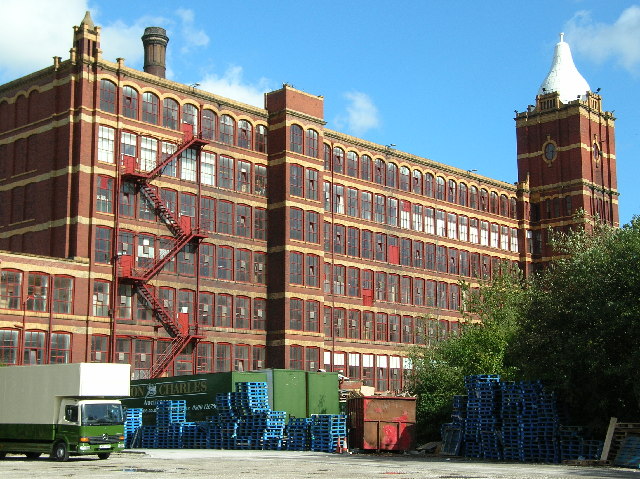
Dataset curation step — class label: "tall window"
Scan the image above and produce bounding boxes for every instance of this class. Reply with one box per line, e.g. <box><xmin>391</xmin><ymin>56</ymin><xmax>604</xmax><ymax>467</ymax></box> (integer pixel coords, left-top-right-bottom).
<box><xmin>305</xmin><ymin>169</ymin><xmax>318</xmax><ymax>200</ymax></box>
<box><xmin>182</xmin><ymin>103</ymin><xmax>198</xmax><ymax>132</ymax></box>
<box><xmin>361</xmin><ymin>192</ymin><xmax>372</xmax><ymax>220</ymax></box>
<box><xmin>218</xmin><ymin>156</ymin><xmax>234</xmax><ymax>189</ymax></box>
<box><xmin>90</xmin><ymin>335</ymin><xmax>109</xmax><ymax>362</ymax></box>
<box><xmin>290</xmin><ymin>125</ymin><xmax>303</xmax><ymax>153</ymax></box>
<box><xmin>162</xmin><ymin>98</ymin><xmax>179</xmax><ymax>129</ymax></box>
<box><xmin>235</xmin><ymin>249</ymin><xmax>251</xmax><ymax>282</ymax></box>
<box><xmin>217</xmin><ymin>200</ymin><xmax>233</xmax><ymax>235</ymax></box>
<box><xmin>122</xmin><ymin>86</ymin><xmax>138</xmax><ymax>119</ymax></box>
<box><xmin>94</xmin><ymin>226</ymin><xmax>112</xmax><ymax>264</ymax></box>
<box><xmin>306</xmin><ymin>255</ymin><xmax>319</xmax><ymax>287</ymax></box>
<box><xmin>305</xmin><ymin>129</ymin><xmax>318</xmax><ymax>157</ymax></box>
<box><xmin>202</xmin><ymin>109</ymin><xmax>216</xmax><ymax>140</ymax></box>
<box><xmin>217</xmin><ymin>246</ymin><xmax>233</xmax><ymax>280</ymax></box>
<box><xmin>333</xmin><ymin>147</ymin><xmax>344</xmax><ymax>174</ymax></box>
<box><xmin>436</xmin><ymin>176</ymin><xmax>446</xmax><ymax>200</ymax></box>
<box><xmin>216</xmin><ymin>295</ymin><xmax>232</xmax><ymax>327</ymax></box>
<box><xmin>386</xmin><ymin>163</ymin><xmax>398</xmax><ymax>188</ymax></box>
<box><xmin>142</xmin><ymin>92</ymin><xmax>159</xmax><ymax>124</ymax></box>
<box><xmin>93</xmin><ymin>281</ymin><xmax>110</xmax><ymax>317</ymax></box>
<box><xmin>201</xmin><ymin>151</ymin><xmax>215</xmax><ymax>186</ymax></box>
<box><xmin>290</xmin><ymin>252</ymin><xmax>303</xmax><ymax>285</ymax></box>
<box><xmin>1</xmin><ymin>271</ymin><xmax>22</xmax><ymax>310</ymax></box>
<box><xmin>139</xmin><ymin>136</ymin><xmax>157</xmax><ymax>171</ymax></box>
<box><xmin>425</xmin><ymin>173</ymin><xmax>434</xmax><ymax>197</ymax></box>
<box><xmin>99</xmin><ymin>79</ymin><xmax>116</xmax><ymax>113</ymax></box>
<box><xmin>238</xmin><ymin>120</ymin><xmax>252</xmax><ymax>149</ymax></box>
<box><xmin>0</xmin><ymin>329</ymin><xmax>19</xmax><ymax>365</ymax></box>
<box><xmin>290</xmin><ymin>164</ymin><xmax>304</xmax><ymax>197</ymax></box>
<box><xmin>253</xmin><ymin>298</ymin><xmax>266</xmax><ymax>330</ymax></box>
<box><xmin>215</xmin><ymin>343</ymin><xmax>231</xmax><ymax>372</ymax></box>
<box><xmin>459</xmin><ymin>183</ymin><xmax>468</xmax><ymax>206</ymax></box>
<box><xmin>255</xmin><ymin>164</ymin><xmax>267</xmax><ymax>196</ymax></box>
<box><xmin>237</xmin><ymin>160</ymin><xmax>251</xmax><ymax>193</ymax></box>
<box><xmin>290</xmin><ymin>208</ymin><xmax>303</xmax><ymax>240</ymax></box>
<box><xmin>374</xmin><ymin>158</ymin><xmax>385</xmax><ymax>184</ymax></box>
<box><xmin>290</xmin><ymin>298</ymin><xmax>303</xmax><ymax>330</ymax></box>
<box><xmin>196</xmin><ymin>342</ymin><xmax>213</xmax><ymax>374</ymax></box>
<box><xmin>254</xmin><ymin>208</ymin><xmax>267</xmax><ymax>240</ymax></box>
<box><xmin>347</xmin><ymin>152</ymin><xmax>358</xmax><ymax>177</ymax></box>
<box><xmin>236</xmin><ymin>204</ymin><xmax>252</xmax><ymax>238</ymax></box>
<box><xmin>50</xmin><ymin>332</ymin><xmax>71</xmax><ymax>363</ymax></box>
<box><xmin>400</xmin><ymin>167</ymin><xmax>410</xmax><ymax>191</ymax></box>
<box><xmin>180</xmin><ymin>148</ymin><xmax>197</xmax><ymax>182</ymax></box>
<box><xmin>361</xmin><ymin>155</ymin><xmax>372</xmax><ymax>181</ymax></box>
<box><xmin>255</xmin><ymin>125</ymin><xmax>267</xmax><ymax>153</ymax></box>
<box><xmin>23</xmin><ymin>331</ymin><xmax>46</xmax><ymax>365</ymax></box>
<box><xmin>53</xmin><ymin>276</ymin><xmax>73</xmax><ymax>314</ymax></box>
<box><xmin>97</xmin><ymin>126</ymin><xmax>115</xmax><ymax>163</ymax></box>
<box><xmin>96</xmin><ymin>176</ymin><xmax>114</xmax><ymax>213</ymax></box>
<box><xmin>220</xmin><ymin>115</ymin><xmax>235</xmax><ymax>144</ymax></box>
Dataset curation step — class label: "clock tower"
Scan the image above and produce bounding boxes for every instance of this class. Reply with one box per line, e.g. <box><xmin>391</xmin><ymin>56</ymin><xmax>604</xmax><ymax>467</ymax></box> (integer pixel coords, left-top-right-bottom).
<box><xmin>515</xmin><ymin>34</ymin><xmax>618</xmax><ymax>267</ymax></box>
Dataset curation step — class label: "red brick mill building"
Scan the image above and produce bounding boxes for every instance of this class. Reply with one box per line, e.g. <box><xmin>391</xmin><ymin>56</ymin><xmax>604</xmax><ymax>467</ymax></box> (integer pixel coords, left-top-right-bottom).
<box><xmin>0</xmin><ymin>15</ymin><xmax>618</xmax><ymax>388</ymax></box>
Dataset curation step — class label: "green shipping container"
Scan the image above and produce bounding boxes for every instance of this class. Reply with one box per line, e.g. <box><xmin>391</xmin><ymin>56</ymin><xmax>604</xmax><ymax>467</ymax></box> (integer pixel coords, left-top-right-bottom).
<box><xmin>264</xmin><ymin>369</ymin><xmax>307</xmax><ymax>421</ymax></box>
<box><xmin>306</xmin><ymin>371</ymin><xmax>340</xmax><ymax>416</ymax></box>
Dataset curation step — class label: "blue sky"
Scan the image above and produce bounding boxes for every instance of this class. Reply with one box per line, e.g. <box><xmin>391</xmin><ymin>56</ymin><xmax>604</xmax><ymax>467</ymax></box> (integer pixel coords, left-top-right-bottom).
<box><xmin>1</xmin><ymin>0</ymin><xmax>638</xmax><ymax>225</ymax></box>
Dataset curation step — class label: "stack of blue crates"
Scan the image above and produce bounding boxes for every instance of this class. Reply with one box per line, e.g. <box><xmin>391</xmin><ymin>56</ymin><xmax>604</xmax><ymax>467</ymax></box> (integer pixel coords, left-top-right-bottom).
<box><xmin>124</xmin><ymin>408</ymin><xmax>143</xmax><ymax>448</ymax></box>
<box><xmin>464</xmin><ymin>375</ymin><xmax>501</xmax><ymax>460</ymax></box>
<box><xmin>123</xmin><ymin>382</ymin><xmax>345</xmax><ymax>453</ymax></box>
<box><xmin>558</xmin><ymin>426</ymin><xmax>584</xmax><ymax>460</ymax></box>
<box><xmin>310</xmin><ymin>414</ymin><xmax>347</xmax><ymax>453</ymax></box>
<box><xmin>441</xmin><ymin>376</ymin><xmax>601</xmax><ymax>463</ymax></box>
<box><xmin>285</xmin><ymin>417</ymin><xmax>312</xmax><ymax>451</ymax></box>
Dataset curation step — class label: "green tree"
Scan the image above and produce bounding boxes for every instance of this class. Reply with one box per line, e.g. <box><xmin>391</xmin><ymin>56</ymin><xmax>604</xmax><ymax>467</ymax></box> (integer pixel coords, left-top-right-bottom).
<box><xmin>510</xmin><ymin>217</ymin><xmax>640</xmax><ymax>432</ymax></box>
<box><xmin>407</xmin><ymin>264</ymin><xmax>529</xmax><ymax>440</ymax></box>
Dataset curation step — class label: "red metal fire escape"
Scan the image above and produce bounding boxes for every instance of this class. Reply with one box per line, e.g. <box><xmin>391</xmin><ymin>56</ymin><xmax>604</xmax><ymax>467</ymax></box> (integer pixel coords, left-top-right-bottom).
<box><xmin>119</xmin><ymin>124</ymin><xmax>208</xmax><ymax>378</ymax></box>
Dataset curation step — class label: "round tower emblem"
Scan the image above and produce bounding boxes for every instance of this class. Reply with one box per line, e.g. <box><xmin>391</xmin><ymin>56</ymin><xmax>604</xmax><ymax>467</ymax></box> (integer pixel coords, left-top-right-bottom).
<box><xmin>542</xmin><ymin>138</ymin><xmax>558</xmax><ymax>167</ymax></box>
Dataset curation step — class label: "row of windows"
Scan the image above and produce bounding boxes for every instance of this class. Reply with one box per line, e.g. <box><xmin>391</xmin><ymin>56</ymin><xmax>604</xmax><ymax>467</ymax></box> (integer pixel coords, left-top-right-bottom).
<box><xmin>113</xmin><ymin>285</ymin><xmax>267</xmax><ymax>330</ymax></box>
<box><xmin>288</xmin><ymin>148</ymin><xmax>516</xmax><ymax>217</ymax></box>
<box><xmin>99</xmin><ymin>81</ymin><xmax>268</xmax><ymax>151</ymax></box>
<box><xmin>0</xmin><ymin>329</ymin><xmax>72</xmax><ymax>365</ymax></box>
<box><xmin>98</xmin><ymin>127</ymin><xmax>268</xmax><ymax>194</ymax></box>
<box><xmin>293</xmin><ymin>348</ymin><xmax>412</xmax><ymax>392</ymax></box>
<box><xmin>320</xmin><ymin>179</ymin><xmax>518</xmax><ymax>241</ymax></box>
<box><xmin>96</xmin><ymin>228</ymin><xmax>267</xmax><ymax>283</ymax></box>
<box><xmin>0</xmin><ymin>270</ymin><xmax>73</xmax><ymax>313</ymax></box>
<box><xmin>318</xmin><ymin>224</ymin><xmax>518</xmax><ymax>271</ymax></box>
<box><xmin>98</xmin><ymin>180</ymin><xmax>269</xmax><ymax>241</ymax></box>
<box><xmin>91</xmin><ymin>335</ymin><xmax>266</xmax><ymax>379</ymax></box>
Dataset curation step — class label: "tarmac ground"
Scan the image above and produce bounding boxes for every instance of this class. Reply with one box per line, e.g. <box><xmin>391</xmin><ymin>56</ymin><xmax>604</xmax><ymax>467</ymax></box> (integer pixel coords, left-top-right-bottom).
<box><xmin>0</xmin><ymin>449</ymin><xmax>639</xmax><ymax>479</ymax></box>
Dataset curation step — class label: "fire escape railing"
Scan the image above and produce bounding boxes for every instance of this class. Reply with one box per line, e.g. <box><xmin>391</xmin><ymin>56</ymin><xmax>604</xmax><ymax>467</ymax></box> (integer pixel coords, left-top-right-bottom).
<box><xmin>118</xmin><ymin>124</ymin><xmax>207</xmax><ymax>378</ymax></box>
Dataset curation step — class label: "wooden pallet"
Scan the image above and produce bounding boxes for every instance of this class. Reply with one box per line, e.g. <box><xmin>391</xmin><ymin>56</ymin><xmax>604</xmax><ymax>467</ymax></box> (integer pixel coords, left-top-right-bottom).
<box><xmin>600</xmin><ymin>418</ymin><xmax>640</xmax><ymax>462</ymax></box>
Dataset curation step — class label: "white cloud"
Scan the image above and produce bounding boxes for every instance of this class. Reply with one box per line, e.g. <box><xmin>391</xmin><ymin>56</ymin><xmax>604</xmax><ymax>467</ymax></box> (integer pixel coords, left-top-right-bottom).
<box><xmin>565</xmin><ymin>6</ymin><xmax>640</xmax><ymax>73</ymax></box>
<box><xmin>336</xmin><ymin>91</ymin><xmax>381</xmax><ymax>137</ymax></box>
<box><xmin>198</xmin><ymin>66</ymin><xmax>272</xmax><ymax>108</ymax></box>
<box><xmin>0</xmin><ymin>0</ymin><xmax>89</xmax><ymax>81</ymax></box>
<box><xmin>176</xmin><ymin>8</ymin><xmax>209</xmax><ymax>53</ymax></box>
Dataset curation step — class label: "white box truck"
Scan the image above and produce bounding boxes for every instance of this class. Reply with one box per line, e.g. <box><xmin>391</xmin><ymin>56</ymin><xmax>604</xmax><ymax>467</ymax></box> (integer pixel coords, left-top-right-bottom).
<box><xmin>0</xmin><ymin>362</ymin><xmax>130</xmax><ymax>461</ymax></box>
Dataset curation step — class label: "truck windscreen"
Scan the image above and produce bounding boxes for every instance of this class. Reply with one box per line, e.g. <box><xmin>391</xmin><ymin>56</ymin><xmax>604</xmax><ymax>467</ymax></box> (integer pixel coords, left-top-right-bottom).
<box><xmin>81</xmin><ymin>403</ymin><xmax>124</xmax><ymax>426</ymax></box>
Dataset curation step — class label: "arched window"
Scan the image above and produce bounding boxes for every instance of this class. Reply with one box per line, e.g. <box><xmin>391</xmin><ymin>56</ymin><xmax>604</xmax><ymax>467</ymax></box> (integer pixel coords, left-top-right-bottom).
<box><xmin>305</xmin><ymin>129</ymin><xmax>318</xmax><ymax>158</ymax></box>
<box><xmin>459</xmin><ymin>183</ymin><xmax>468</xmax><ymax>206</ymax></box>
<box><xmin>333</xmin><ymin>147</ymin><xmax>344</xmax><ymax>174</ymax></box>
<box><xmin>480</xmin><ymin>188</ymin><xmax>489</xmax><ymax>211</ymax></box>
<box><xmin>448</xmin><ymin>179</ymin><xmax>457</xmax><ymax>203</ymax></box>
<box><xmin>387</xmin><ymin>163</ymin><xmax>398</xmax><ymax>188</ymax></box>
<box><xmin>436</xmin><ymin>176</ymin><xmax>446</xmax><ymax>200</ymax></box>
<box><xmin>142</xmin><ymin>92</ymin><xmax>159</xmax><ymax>124</ymax></box>
<box><xmin>374</xmin><ymin>159</ymin><xmax>385</xmax><ymax>185</ymax></box>
<box><xmin>220</xmin><ymin>115</ymin><xmax>235</xmax><ymax>145</ymax></box>
<box><xmin>238</xmin><ymin>120</ymin><xmax>252</xmax><ymax>149</ymax></box>
<box><xmin>182</xmin><ymin>103</ymin><xmax>198</xmax><ymax>132</ymax></box>
<box><xmin>425</xmin><ymin>173</ymin><xmax>434</xmax><ymax>197</ymax></box>
<box><xmin>500</xmin><ymin>194</ymin><xmax>509</xmax><ymax>217</ymax></box>
<box><xmin>162</xmin><ymin>98</ymin><xmax>179</xmax><ymax>129</ymax></box>
<box><xmin>470</xmin><ymin>186</ymin><xmax>478</xmax><ymax>209</ymax></box>
<box><xmin>323</xmin><ymin>144</ymin><xmax>331</xmax><ymax>170</ymax></box>
<box><xmin>412</xmin><ymin>170</ymin><xmax>423</xmax><ymax>194</ymax></box>
<box><xmin>361</xmin><ymin>155</ymin><xmax>372</xmax><ymax>181</ymax></box>
<box><xmin>99</xmin><ymin>79</ymin><xmax>116</xmax><ymax>113</ymax></box>
<box><xmin>202</xmin><ymin>109</ymin><xmax>216</xmax><ymax>140</ymax></box>
<box><xmin>347</xmin><ymin>151</ymin><xmax>358</xmax><ymax>177</ymax></box>
<box><xmin>290</xmin><ymin>124</ymin><xmax>303</xmax><ymax>153</ymax></box>
<box><xmin>490</xmin><ymin>191</ymin><xmax>498</xmax><ymax>214</ymax></box>
<box><xmin>255</xmin><ymin>125</ymin><xmax>267</xmax><ymax>152</ymax></box>
<box><xmin>122</xmin><ymin>86</ymin><xmax>138</xmax><ymax>119</ymax></box>
<box><xmin>399</xmin><ymin>167</ymin><xmax>410</xmax><ymax>191</ymax></box>
<box><xmin>511</xmin><ymin>198</ymin><xmax>518</xmax><ymax>219</ymax></box>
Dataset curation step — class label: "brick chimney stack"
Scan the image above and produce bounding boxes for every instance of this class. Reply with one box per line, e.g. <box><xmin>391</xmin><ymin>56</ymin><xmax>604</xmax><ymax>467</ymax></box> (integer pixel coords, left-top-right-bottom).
<box><xmin>141</xmin><ymin>27</ymin><xmax>169</xmax><ymax>78</ymax></box>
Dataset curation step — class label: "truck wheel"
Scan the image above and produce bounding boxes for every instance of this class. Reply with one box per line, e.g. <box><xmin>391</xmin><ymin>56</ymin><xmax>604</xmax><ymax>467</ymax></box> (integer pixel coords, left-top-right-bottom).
<box><xmin>97</xmin><ymin>453</ymin><xmax>111</xmax><ymax>460</ymax></box>
<box><xmin>25</xmin><ymin>452</ymin><xmax>41</xmax><ymax>459</ymax></box>
<box><xmin>51</xmin><ymin>442</ymin><xmax>69</xmax><ymax>462</ymax></box>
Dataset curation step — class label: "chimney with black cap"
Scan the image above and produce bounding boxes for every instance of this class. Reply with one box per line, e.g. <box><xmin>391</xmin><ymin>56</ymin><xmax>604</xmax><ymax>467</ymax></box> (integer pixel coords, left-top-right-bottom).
<box><xmin>141</xmin><ymin>27</ymin><xmax>169</xmax><ymax>78</ymax></box>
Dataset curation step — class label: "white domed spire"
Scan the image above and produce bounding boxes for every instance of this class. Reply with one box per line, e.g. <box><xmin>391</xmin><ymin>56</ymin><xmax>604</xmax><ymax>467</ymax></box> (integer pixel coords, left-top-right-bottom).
<box><xmin>538</xmin><ymin>33</ymin><xmax>591</xmax><ymax>103</ymax></box>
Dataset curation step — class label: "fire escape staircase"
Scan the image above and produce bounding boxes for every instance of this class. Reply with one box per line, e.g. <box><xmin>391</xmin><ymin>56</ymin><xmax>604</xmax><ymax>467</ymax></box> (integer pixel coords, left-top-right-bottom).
<box><xmin>118</xmin><ymin>124</ymin><xmax>208</xmax><ymax>378</ymax></box>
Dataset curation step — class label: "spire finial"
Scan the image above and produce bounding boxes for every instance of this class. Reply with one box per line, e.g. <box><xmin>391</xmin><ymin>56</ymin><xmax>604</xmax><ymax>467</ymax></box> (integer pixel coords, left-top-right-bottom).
<box><xmin>559</xmin><ymin>32</ymin><xmax>564</xmax><ymax>43</ymax></box>
<box><xmin>80</xmin><ymin>11</ymin><xmax>95</xmax><ymax>29</ymax></box>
